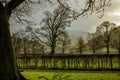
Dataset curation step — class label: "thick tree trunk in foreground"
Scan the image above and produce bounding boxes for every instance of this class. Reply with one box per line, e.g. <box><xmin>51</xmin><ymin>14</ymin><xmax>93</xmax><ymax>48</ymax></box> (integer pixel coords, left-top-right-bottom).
<box><xmin>0</xmin><ymin>2</ymin><xmax>26</xmax><ymax>80</ymax></box>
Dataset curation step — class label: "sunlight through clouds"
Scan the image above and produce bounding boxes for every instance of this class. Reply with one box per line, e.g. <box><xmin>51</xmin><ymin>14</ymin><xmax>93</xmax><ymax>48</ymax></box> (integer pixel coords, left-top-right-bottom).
<box><xmin>108</xmin><ymin>11</ymin><xmax>120</xmax><ymax>16</ymax></box>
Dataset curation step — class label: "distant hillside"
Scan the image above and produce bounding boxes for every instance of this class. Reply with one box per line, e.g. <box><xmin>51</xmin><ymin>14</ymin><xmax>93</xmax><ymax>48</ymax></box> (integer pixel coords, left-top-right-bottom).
<box><xmin>67</xmin><ymin>29</ymin><xmax>92</xmax><ymax>45</ymax></box>
<box><xmin>13</xmin><ymin>29</ymin><xmax>92</xmax><ymax>46</ymax></box>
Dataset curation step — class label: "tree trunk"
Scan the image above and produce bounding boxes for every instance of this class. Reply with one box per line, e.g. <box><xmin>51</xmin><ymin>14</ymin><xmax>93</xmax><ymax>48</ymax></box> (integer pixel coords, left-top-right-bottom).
<box><xmin>50</xmin><ymin>42</ymin><xmax>56</xmax><ymax>55</ymax></box>
<box><xmin>62</xmin><ymin>43</ymin><xmax>65</xmax><ymax>54</ymax></box>
<box><xmin>118</xmin><ymin>54</ymin><xmax>120</xmax><ymax>69</ymax></box>
<box><xmin>79</xmin><ymin>48</ymin><xmax>82</xmax><ymax>54</ymax></box>
<box><xmin>93</xmin><ymin>48</ymin><xmax>96</xmax><ymax>54</ymax></box>
<box><xmin>106</xmin><ymin>41</ymin><xmax>110</xmax><ymax>54</ymax></box>
<box><xmin>118</xmin><ymin>49</ymin><xmax>120</xmax><ymax>69</ymax></box>
<box><xmin>110</xmin><ymin>56</ymin><xmax>113</xmax><ymax>69</ymax></box>
<box><xmin>118</xmin><ymin>49</ymin><xmax>120</xmax><ymax>54</ymax></box>
<box><xmin>0</xmin><ymin>3</ymin><xmax>26</xmax><ymax>80</ymax></box>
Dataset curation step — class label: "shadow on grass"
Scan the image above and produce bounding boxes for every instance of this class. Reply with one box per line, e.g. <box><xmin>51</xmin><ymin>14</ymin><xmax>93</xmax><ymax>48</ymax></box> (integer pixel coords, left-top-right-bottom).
<box><xmin>38</xmin><ymin>72</ymin><xmax>72</xmax><ymax>80</ymax></box>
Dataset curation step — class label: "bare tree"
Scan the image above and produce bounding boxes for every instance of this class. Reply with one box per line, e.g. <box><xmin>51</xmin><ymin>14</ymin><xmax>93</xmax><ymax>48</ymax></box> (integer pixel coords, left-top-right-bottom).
<box><xmin>87</xmin><ymin>33</ymin><xmax>103</xmax><ymax>54</ymax></box>
<box><xmin>15</xmin><ymin>30</ymin><xmax>32</xmax><ymax>54</ymax></box>
<box><xmin>111</xmin><ymin>26</ymin><xmax>120</xmax><ymax>54</ymax></box>
<box><xmin>77</xmin><ymin>37</ymin><xmax>85</xmax><ymax>54</ymax></box>
<box><xmin>30</xmin><ymin>37</ymin><xmax>45</xmax><ymax>54</ymax></box>
<box><xmin>0</xmin><ymin>0</ymin><xmax>40</xmax><ymax>79</ymax></box>
<box><xmin>58</xmin><ymin>33</ymin><xmax>71</xmax><ymax>54</ymax></box>
<box><xmin>111</xmin><ymin>26</ymin><xmax>120</xmax><ymax>68</ymax></box>
<box><xmin>96</xmin><ymin>21</ymin><xmax>116</xmax><ymax>54</ymax></box>
<box><xmin>12</xmin><ymin>33</ymin><xmax>23</xmax><ymax>55</ymax></box>
<box><xmin>33</xmin><ymin>5</ymin><xmax>71</xmax><ymax>55</ymax></box>
<box><xmin>57</xmin><ymin>0</ymin><xmax>111</xmax><ymax>18</ymax></box>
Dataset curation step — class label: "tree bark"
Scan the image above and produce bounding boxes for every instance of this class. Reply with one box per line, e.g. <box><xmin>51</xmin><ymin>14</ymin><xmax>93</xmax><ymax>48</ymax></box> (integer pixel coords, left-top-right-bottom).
<box><xmin>0</xmin><ymin>2</ymin><xmax>26</xmax><ymax>80</ymax></box>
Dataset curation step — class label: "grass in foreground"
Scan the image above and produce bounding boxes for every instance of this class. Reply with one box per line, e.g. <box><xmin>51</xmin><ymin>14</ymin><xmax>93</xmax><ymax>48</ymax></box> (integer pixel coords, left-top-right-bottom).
<box><xmin>21</xmin><ymin>69</ymin><xmax>120</xmax><ymax>80</ymax></box>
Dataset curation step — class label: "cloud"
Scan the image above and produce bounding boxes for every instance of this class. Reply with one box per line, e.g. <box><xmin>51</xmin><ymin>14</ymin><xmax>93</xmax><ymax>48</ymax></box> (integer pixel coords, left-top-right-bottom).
<box><xmin>11</xmin><ymin>0</ymin><xmax>120</xmax><ymax>33</ymax></box>
<box><xmin>70</xmin><ymin>0</ymin><xmax>120</xmax><ymax>33</ymax></box>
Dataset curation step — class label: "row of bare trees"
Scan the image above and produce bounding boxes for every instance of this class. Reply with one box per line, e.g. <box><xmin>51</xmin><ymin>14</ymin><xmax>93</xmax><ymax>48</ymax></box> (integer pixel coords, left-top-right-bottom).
<box><xmin>13</xmin><ymin>21</ymin><xmax>120</xmax><ymax>55</ymax></box>
<box><xmin>12</xmin><ymin>31</ymin><xmax>45</xmax><ymax>55</ymax></box>
<box><xmin>12</xmin><ymin>29</ymin><xmax>71</xmax><ymax>55</ymax></box>
<box><xmin>87</xmin><ymin>21</ymin><xmax>120</xmax><ymax>54</ymax></box>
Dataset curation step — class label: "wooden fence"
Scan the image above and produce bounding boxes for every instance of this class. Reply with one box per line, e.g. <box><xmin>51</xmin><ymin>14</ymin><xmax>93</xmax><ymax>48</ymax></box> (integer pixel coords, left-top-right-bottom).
<box><xmin>16</xmin><ymin>54</ymin><xmax>120</xmax><ymax>70</ymax></box>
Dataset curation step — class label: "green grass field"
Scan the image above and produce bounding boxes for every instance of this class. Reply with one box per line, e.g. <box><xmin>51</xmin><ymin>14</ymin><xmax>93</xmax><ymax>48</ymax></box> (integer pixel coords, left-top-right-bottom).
<box><xmin>21</xmin><ymin>69</ymin><xmax>120</xmax><ymax>80</ymax></box>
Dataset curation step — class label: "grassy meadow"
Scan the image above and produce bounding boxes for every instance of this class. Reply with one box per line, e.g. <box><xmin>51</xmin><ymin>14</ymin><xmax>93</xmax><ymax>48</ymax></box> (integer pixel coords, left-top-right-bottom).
<box><xmin>21</xmin><ymin>69</ymin><xmax>120</xmax><ymax>80</ymax></box>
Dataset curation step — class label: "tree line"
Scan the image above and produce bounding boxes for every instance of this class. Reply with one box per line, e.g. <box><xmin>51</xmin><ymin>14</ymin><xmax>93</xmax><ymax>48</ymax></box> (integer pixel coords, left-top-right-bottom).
<box><xmin>87</xmin><ymin>21</ymin><xmax>120</xmax><ymax>54</ymax></box>
<box><xmin>12</xmin><ymin>21</ymin><xmax>120</xmax><ymax>55</ymax></box>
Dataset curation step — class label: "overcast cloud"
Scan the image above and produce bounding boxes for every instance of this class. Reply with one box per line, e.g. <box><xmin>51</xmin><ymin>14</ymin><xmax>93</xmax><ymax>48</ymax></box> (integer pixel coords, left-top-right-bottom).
<box><xmin>68</xmin><ymin>0</ymin><xmax>120</xmax><ymax>33</ymax></box>
<box><xmin>10</xmin><ymin>0</ymin><xmax>120</xmax><ymax>33</ymax></box>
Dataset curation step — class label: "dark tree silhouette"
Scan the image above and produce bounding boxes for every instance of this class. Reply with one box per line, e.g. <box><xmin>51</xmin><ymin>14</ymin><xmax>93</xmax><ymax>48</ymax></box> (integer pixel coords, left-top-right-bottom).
<box><xmin>87</xmin><ymin>33</ymin><xmax>103</xmax><ymax>54</ymax></box>
<box><xmin>31</xmin><ymin>5</ymin><xmax>71</xmax><ymax>55</ymax></box>
<box><xmin>77</xmin><ymin>37</ymin><xmax>84</xmax><ymax>54</ymax></box>
<box><xmin>111</xmin><ymin>26</ymin><xmax>120</xmax><ymax>54</ymax></box>
<box><xmin>58</xmin><ymin>33</ymin><xmax>71</xmax><ymax>54</ymax></box>
<box><xmin>96</xmin><ymin>21</ymin><xmax>116</xmax><ymax>54</ymax></box>
<box><xmin>111</xmin><ymin>26</ymin><xmax>120</xmax><ymax>68</ymax></box>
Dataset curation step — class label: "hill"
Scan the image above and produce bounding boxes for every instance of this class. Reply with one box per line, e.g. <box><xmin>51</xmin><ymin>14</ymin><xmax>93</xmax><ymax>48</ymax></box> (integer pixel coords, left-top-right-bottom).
<box><xmin>67</xmin><ymin>29</ymin><xmax>92</xmax><ymax>45</ymax></box>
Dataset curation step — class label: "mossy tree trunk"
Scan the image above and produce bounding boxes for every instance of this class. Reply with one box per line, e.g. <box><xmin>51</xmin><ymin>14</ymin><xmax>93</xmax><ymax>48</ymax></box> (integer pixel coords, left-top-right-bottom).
<box><xmin>0</xmin><ymin>2</ymin><xmax>26</xmax><ymax>80</ymax></box>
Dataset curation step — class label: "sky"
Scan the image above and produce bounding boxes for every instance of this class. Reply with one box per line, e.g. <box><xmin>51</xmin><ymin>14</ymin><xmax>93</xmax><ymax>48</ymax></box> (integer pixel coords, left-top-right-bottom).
<box><xmin>68</xmin><ymin>0</ymin><xmax>120</xmax><ymax>33</ymax></box>
<box><xmin>10</xmin><ymin>0</ymin><xmax>120</xmax><ymax>33</ymax></box>
<box><xmin>71</xmin><ymin>0</ymin><xmax>120</xmax><ymax>32</ymax></box>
